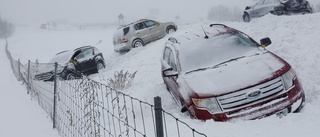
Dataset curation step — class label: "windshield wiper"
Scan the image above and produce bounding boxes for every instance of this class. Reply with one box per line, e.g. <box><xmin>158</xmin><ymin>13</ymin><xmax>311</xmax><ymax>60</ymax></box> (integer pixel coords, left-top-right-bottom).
<box><xmin>185</xmin><ymin>56</ymin><xmax>246</xmax><ymax>74</ymax></box>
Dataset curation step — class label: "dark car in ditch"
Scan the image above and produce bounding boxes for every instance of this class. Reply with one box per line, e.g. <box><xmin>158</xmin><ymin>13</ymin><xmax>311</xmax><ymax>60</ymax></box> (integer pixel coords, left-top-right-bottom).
<box><xmin>34</xmin><ymin>46</ymin><xmax>105</xmax><ymax>81</ymax></box>
<box><xmin>161</xmin><ymin>24</ymin><xmax>305</xmax><ymax>121</ymax></box>
<box><xmin>243</xmin><ymin>0</ymin><xmax>280</xmax><ymax>22</ymax></box>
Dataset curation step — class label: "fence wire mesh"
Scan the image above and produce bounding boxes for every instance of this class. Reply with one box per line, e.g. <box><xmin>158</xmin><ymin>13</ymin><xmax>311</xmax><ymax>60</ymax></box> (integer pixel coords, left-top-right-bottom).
<box><xmin>4</xmin><ymin>39</ymin><xmax>207</xmax><ymax>137</ymax></box>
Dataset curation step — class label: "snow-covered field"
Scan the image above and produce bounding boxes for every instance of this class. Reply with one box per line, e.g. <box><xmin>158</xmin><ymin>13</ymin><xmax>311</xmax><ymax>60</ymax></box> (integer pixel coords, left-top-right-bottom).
<box><xmin>2</xmin><ymin>13</ymin><xmax>320</xmax><ymax>137</ymax></box>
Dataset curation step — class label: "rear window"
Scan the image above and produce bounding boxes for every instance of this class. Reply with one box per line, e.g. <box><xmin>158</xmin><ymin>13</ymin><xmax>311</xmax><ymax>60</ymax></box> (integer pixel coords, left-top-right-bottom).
<box><xmin>123</xmin><ymin>27</ymin><xmax>130</xmax><ymax>36</ymax></box>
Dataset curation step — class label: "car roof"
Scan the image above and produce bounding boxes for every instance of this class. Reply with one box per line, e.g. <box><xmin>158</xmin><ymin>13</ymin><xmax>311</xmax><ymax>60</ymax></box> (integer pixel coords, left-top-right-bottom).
<box><xmin>168</xmin><ymin>24</ymin><xmax>235</xmax><ymax>48</ymax></box>
<box><xmin>74</xmin><ymin>45</ymin><xmax>92</xmax><ymax>51</ymax></box>
<box><xmin>117</xmin><ymin>19</ymin><xmax>149</xmax><ymax>29</ymax></box>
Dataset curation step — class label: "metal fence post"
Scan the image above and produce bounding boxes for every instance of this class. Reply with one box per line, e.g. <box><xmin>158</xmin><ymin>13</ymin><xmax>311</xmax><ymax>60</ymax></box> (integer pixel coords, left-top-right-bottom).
<box><xmin>154</xmin><ymin>96</ymin><xmax>164</xmax><ymax>137</ymax></box>
<box><xmin>27</xmin><ymin>60</ymin><xmax>30</xmax><ymax>94</ymax></box>
<box><xmin>53</xmin><ymin>62</ymin><xmax>58</xmax><ymax>129</ymax></box>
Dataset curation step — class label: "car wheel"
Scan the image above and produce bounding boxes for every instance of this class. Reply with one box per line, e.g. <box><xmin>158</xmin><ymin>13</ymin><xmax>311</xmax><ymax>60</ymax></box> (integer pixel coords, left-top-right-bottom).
<box><xmin>132</xmin><ymin>39</ymin><xmax>144</xmax><ymax>48</ymax></box>
<box><xmin>243</xmin><ymin>13</ymin><xmax>250</xmax><ymax>22</ymax></box>
<box><xmin>96</xmin><ymin>61</ymin><xmax>105</xmax><ymax>72</ymax></box>
<box><xmin>292</xmin><ymin>93</ymin><xmax>305</xmax><ymax>113</ymax></box>
<box><xmin>66</xmin><ymin>73</ymin><xmax>76</xmax><ymax>80</ymax></box>
<box><xmin>166</xmin><ymin>26</ymin><xmax>176</xmax><ymax>34</ymax></box>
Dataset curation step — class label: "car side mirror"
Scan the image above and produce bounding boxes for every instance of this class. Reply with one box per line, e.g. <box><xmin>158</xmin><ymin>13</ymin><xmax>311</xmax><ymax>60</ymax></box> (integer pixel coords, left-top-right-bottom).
<box><xmin>161</xmin><ymin>59</ymin><xmax>178</xmax><ymax>77</ymax></box>
<box><xmin>162</xmin><ymin>68</ymin><xmax>178</xmax><ymax>77</ymax></box>
<box><xmin>245</xmin><ymin>6</ymin><xmax>251</xmax><ymax>10</ymax></box>
<box><xmin>260</xmin><ymin>37</ymin><xmax>272</xmax><ymax>47</ymax></box>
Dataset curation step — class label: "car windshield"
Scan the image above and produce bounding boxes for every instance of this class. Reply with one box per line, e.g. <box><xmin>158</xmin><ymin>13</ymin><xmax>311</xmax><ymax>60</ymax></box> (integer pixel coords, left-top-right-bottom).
<box><xmin>180</xmin><ymin>32</ymin><xmax>263</xmax><ymax>74</ymax></box>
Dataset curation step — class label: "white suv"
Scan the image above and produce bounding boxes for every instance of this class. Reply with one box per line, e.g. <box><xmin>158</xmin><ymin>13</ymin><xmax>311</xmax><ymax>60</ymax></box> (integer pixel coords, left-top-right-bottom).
<box><xmin>113</xmin><ymin>19</ymin><xmax>177</xmax><ymax>52</ymax></box>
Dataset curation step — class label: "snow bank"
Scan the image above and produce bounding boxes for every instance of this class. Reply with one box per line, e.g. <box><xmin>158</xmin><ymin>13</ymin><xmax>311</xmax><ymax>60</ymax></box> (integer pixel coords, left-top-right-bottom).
<box><xmin>3</xmin><ymin>12</ymin><xmax>320</xmax><ymax>137</ymax></box>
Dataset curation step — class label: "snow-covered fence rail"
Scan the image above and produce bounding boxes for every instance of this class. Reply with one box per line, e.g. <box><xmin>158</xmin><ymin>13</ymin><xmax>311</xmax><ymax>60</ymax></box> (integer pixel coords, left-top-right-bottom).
<box><xmin>4</xmin><ymin>40</ymin><xmax>207</xmax><ymax>137</ymax></box>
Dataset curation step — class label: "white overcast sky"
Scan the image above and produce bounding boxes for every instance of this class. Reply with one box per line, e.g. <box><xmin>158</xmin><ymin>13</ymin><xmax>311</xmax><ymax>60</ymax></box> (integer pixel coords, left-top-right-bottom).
<box><xmin>0</xmin><ymin>0</ymin><xmax>259</xmax><ymax>24</ymax></box>
<box><xmin>1</xmin><ymin>0</ymin><xmax>320</xmax><ymax>24</ymax></box>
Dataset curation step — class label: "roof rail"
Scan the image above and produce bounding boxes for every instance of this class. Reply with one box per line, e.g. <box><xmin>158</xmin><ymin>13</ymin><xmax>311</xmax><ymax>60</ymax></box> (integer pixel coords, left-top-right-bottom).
<box><xmin>74</xmin><ymin>45</ymin><xmax>92</xmax><ymax>51</ymax></box>
<box><xmin>209</xmin><ymin>24</ymin><xmax>229</xmax><ymax>28</ymax></box>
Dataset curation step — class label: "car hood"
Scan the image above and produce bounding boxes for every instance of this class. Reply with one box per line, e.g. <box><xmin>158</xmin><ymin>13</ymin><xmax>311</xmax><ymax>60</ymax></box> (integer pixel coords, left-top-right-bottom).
<box><xmin>182</xmin><ymin>52</ymin><xmax>286</xmax><ymax>96</ymax></box>
<box><xmin>35</xmin><ymin>51</ymin><xmax>73</xmax><ymax>74</ymax></box>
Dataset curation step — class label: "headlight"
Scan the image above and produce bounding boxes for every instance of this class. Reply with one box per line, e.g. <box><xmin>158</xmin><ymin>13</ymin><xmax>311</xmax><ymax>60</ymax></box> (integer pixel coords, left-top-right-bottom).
<box><xmin>282</xmin><ymin>69</ymin><xmax>296</xmax><ymax>90</ymax></box>
<box><xmin>56</xmin><ymin>65</ymin><xmax>65</xmax><ymax>73</ymax></box>
<box><xmin>192</xmin><ymin>97</ymin><xmax>222</xmax><ymax>114</ymax></box>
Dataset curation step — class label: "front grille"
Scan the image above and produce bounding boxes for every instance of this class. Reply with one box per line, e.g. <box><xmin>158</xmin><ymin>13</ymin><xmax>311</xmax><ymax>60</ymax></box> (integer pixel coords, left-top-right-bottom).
<box><xmin>34</xmin><ymin>72</ymin><xmax>53</xmax><ymax>81</ymax></box>
<box><xmin>217</xmin><ymin>77</ymin><xmax>285</xmax><ymax>110</ymax></box>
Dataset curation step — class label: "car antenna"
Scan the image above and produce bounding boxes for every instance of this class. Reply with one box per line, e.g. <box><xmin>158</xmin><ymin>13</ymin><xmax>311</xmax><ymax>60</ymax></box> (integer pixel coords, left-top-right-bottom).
<box><xmin>201</xmin><ymin>25</ymin><xmax>209</xmax><ymax>39</ymax></box>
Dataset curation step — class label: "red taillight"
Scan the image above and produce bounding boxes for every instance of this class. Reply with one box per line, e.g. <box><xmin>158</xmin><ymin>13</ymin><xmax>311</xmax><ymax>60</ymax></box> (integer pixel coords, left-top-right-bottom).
<box><xmin>122</xmin><ymin>38</ymin><xmax>128</xmax><ymax>43</ymax></box>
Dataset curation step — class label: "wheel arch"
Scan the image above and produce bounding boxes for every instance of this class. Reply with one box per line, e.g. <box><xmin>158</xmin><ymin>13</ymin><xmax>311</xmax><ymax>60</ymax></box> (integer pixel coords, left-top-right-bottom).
<box><xmin>166</xmin><ymin>25</ymin><xmax>177</xmax><ymax>33</ymax></box>
<box><xmin>132</xmin><ymin>38</ymin><xmax>144</xmax><ymax>48</ymax></box>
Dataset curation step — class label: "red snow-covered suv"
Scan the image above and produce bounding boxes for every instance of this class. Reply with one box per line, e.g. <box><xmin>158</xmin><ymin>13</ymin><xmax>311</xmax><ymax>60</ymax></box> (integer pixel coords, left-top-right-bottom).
<box><xmin>161</xmin><ymin>24</ymin><xmax>305</xmax><ymax>121</ymax></box>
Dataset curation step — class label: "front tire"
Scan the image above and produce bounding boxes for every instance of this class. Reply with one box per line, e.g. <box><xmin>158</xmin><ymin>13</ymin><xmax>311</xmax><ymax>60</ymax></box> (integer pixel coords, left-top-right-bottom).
<box><xmin>66</xmin><ymin>73</ymin><xmax>76</xmax><ymax>80</ymax></box>
<box><xmin>243</xmin><ymin>13</ymin><xmax>250</xmax><ymax>22</ymax></box>
<box><xmin>132</xmin><ymin>39</ymin><xmax>144</xmax><ymax>48</ymax></box>
<box><xmin>292</xmin><ymin>93</ymin><xmax>305</xmax><ymax>113</ymax></box>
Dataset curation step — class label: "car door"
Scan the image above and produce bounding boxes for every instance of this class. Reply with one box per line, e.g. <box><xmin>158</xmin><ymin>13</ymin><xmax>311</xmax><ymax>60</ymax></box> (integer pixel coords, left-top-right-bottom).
<box><xmin>162</xmin><ymin>46</ymin><xmax>180</xmax><ymax>102</ymax></box>
<box><xmin>250</xmin><ymin>0</ymin><xmax>266</xmax><ymax>17</ymax></box>
<box><xmin>144</xmin><ymin>20</ymin><xmax>164</xmax><ymax>41</ymax></box>
<box><xmin>74</xmin><ymin>48</ymin><xmax>96</xmax><ymax>74</ymax></box>
<box><xmin>133</xmin><ymin>22</ymin><xmax>152</xmax><ymax>43</ymax></box>
<box><xmin>259</xmin><ymin>0</ymin><xmax>280</xmax><ymax>16</ymax></box>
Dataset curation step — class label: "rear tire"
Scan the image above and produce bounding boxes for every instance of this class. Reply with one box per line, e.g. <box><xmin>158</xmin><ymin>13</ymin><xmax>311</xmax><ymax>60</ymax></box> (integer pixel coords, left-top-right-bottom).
<box><xmin>132</xmin><ymin>39</ymin><xmax>144</xmax><ymax>48</ymax></box>
<box><xmin>243</xmin><ymin>13</ymin><xmax>250</xmax><ymax>22</ymax></box>
<box><xmin>96</xmin><ymin>61</ymin><xmax>105</xmax><ymax>73</ymax></box>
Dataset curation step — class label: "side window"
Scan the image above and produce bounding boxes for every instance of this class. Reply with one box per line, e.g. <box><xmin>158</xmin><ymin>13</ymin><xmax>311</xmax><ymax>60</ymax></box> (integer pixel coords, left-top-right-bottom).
<box><xmin>123</xmin><ymin>27</ymin><xmax>130</xmax><ymax>35</ymax></box>
<box><xmin>134</xmin><ymin>23</ymin><xmax>146</xmax><ymax>30</ymax></box>
<box><xmin>75</xmin><ymin>49</ymin><xmax>93</xmax><ymax>60</ymax></box>
<box><xmin>144</xmin><ymin>20</ymin><xmax>157</xmax><ymax>28</ymax></box>
<box><xmin>168</xmin><ymin>50</ymin><xmax>177</xmax><ymax>71</ymax></box>
<box><xmin>93</xmin><ymin>47</ymin><xmax>100</xmax><ymax>55</ymax></box>
<box><xmin>163</xmin><ymin>47</ymin><xmax>171</xmax><ymax>62</ymax></box>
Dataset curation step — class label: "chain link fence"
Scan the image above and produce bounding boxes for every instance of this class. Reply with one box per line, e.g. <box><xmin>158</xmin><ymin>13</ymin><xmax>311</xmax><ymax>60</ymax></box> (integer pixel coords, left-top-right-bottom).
<box><xmin>4</xmin><ymin>39</ymin><xmax>207</xmax><ymax>137</ymax></box>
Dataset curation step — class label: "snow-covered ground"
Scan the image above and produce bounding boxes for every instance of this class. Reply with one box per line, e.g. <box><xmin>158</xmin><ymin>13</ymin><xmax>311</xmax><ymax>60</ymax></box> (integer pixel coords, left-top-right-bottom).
<box><xmin>2</xmin><ymin>13</ymin><xmax>320</xmax><ymax>137</ymax></box>
<box><xmin>0</xmin><ymin>40</ymin><xmax>60</xmax><ymax>137</ymax></box>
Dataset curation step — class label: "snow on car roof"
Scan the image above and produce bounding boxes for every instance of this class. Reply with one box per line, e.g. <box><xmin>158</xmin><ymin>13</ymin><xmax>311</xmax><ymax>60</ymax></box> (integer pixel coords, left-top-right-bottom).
<box><xmin>169</xmin><ymin>24</ymin><xmax>261</xmax><ymax>73</ymax></box>
<box><xmin>170</xmin><ymin>24</ymin><xmax>231</xmax><ymax>46</ymax></box>
<box><xmin>50</xmin><ymin>50</ymin><xmax>74</xmax><ymax>64</ymax></box>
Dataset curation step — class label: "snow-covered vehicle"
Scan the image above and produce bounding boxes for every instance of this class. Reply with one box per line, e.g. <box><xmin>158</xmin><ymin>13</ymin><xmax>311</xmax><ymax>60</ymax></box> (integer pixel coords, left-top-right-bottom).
<box><xmin>113</xmin><ymin>19</ymin><xmax>177</xmax><ymax>52</ymax></box>
<box><xmin>270</xmin><ymin>0</ymin><xmax>313</xmax><ymax>15</ymax></box>
<box><xmin>243</xmin><ymin>0</ymin><xmax>281</xmax><ymax>22</ymax></box>
<box><xmin>34</xmin><ymin>46</ymin><xmax>105</xmax><ymax>81</ymax></box>
<box><xmin>161</xmin><ymin>24</ymin><xmax>305</xmax><ymax>121</ymax></box>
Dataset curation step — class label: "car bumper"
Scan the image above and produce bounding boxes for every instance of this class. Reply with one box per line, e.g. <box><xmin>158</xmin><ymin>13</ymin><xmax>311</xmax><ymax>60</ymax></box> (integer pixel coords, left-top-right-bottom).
<box><xmin>189</xmin><ymin>77</ymin><xmax>305</xmax><ymax>121</ymax></box>
<box><xmin>114</xmin><ymin>43</ymin><xmax>131</xmax><ymax>52</ymax></box>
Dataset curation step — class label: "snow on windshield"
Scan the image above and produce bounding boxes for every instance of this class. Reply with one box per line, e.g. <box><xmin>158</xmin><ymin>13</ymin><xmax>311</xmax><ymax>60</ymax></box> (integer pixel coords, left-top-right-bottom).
<box><xmin>179</xmin><ymin>33</ymin><xmax>261</xmax><ymax>73</ymax></box>
<box><xmin>49</xmin><ymin>50</ymin><xmax>74</xmax><ymax>65</ymax></box>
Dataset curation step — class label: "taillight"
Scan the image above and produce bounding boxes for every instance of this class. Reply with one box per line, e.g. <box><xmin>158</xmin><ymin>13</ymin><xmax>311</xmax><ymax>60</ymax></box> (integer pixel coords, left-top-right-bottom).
<box><xmin>122</xmin><ymin>38</ymin><xmax>128</xmax><ymax>43</ymax></box>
